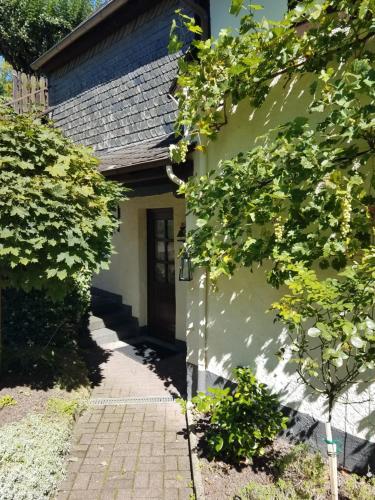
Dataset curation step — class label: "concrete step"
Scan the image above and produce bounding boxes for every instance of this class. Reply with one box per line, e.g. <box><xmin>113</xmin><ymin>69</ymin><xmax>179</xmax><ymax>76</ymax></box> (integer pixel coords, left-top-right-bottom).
<box><xmin>91</xmin><ymin>296</ymin><xmax>132</xmax><ymax>317</ymax></box>
<box><xmin>92</xmin><ymin>324</ymin><xmax>139</xmax><ymax>346</ymax></box>
<box><xmin>89</xmin><ymin>311</ymin><xmax>139</xmax><ymax>332</ymax></box>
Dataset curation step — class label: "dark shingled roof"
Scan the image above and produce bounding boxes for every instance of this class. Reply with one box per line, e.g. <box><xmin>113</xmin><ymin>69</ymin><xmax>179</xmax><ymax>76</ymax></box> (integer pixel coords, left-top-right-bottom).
<box><xmin>98</xmin><ymin>135</ymin><xmax>175</xmax><ymax>175</ymax></box>
<box><xmin>47</xmin><ymin>0</ymin><xmax>190</xmax><ymax>160</ymax></box>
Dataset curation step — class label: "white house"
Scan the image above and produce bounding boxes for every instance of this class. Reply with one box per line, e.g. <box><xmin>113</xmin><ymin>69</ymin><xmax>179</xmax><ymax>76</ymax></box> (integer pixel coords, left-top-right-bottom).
<box><xmin>32</xmin><ymin>0</ymin><xmax>375</xmax><ymax>472</ymax></box>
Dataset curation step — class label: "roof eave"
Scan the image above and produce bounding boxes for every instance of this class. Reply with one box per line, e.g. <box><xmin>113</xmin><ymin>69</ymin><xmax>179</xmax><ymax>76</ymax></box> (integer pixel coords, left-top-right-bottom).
<box><xmin>31</xmin><ymin>0</ymin><xmax>129</xmax><ymax>72</ymax></box>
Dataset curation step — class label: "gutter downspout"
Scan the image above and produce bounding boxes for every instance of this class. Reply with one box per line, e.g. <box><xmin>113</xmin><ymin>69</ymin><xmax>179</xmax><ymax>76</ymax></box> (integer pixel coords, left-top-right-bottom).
<box><xmin>167</xmin><ymin>0</ymin><xmax>210</xmax><ymax>395</ymax></box>
<box><xmin>166</xmin><ymin>164</ymin><xmax>185</xmax><ymax>187</ymax></box>
<box><xmin>192</xmin><ymin>139</ymin><xmax>208</xmax><ymax>393</ymax></box>
<box><xmin>166</xmin><ymin>142</ymin><xmax>209</xmax><ymax>396</ymax></box>
<box><xmin>166</xmin><ymin>143</ymin><xmax>208</xmax><ymax>396</ymax></box>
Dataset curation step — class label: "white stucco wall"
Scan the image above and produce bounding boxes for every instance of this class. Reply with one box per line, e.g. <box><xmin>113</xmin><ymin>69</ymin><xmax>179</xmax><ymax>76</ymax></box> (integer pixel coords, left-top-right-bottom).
<box><xmin>93</xmin><ymin>192</ymin><xmax>187</xmax><ymax>342</ymax></box>
<box><xmin>186</xmin><ymin>5</ymin><xmax>375</xmax><ymax>441</ymax></box>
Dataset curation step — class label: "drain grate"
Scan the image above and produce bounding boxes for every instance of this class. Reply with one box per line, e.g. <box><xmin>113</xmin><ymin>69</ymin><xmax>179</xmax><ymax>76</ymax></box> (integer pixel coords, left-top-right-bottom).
<box><xmin>90</xmin><ymin>395</ymin><xmax>175</xmax><ymax>406</ymax></box>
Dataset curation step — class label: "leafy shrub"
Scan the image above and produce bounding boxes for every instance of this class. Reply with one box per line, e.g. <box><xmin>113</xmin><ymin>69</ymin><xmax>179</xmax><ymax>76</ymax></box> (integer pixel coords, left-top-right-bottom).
<box><xmin>192</xmin><ymin>367</ymin><xmax>288</xmax><ymax>461</ymax></box>
<box><xmin>0</xmin><ymin>104</ymin><xmax>124</xmax><ymax>298</ymax></box>
<box><xmin>0</xmin><ymin>394</ymin><xmax>16</xmax><ymax>409</ymax></box>
<box><xmin>3</xmin><ymin>273</ymin><xmax>91</xmax><ymax>388</ymax></box>
<box><xmin>342</xmin><ymin>473</ymin><xmax>375</xmax><ymax>500</ymax></box>
<box><xmin>0</xmin><ymin>413</ymin><xmax>72</xmax><ymax>500</ymax></box>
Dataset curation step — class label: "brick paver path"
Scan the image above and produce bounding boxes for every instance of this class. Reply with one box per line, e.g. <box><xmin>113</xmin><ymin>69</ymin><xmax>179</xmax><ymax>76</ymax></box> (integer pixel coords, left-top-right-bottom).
<box><xmin>57</xmin><ymin>335</ymin><xmax>193</xmax><ymax>500</ymax></box>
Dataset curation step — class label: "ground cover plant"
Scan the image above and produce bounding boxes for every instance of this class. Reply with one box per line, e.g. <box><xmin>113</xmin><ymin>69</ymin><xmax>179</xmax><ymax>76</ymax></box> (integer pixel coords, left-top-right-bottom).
<box><xmin>235</xmin><ymin>443</ymin><xmax>375</xmax><ymax>500</ymax></box>
<box><xmin>196</xmin><ymin>439</ymin><xmax>375</xmax><ymax>499</ymax></box>
<box><xmin>190</xmin><ymin>367</ymin><xmax>288</xmax><ymax>461</ymax></box>
<box><xmin>0</xmin><ymin>394</ymin><xmax>16</xmax><ymax>408</ymax></box>
<box><xmin>0</xmin><ymin>397</ymin><xmax>84</xmax><ymax>500</ymax></box>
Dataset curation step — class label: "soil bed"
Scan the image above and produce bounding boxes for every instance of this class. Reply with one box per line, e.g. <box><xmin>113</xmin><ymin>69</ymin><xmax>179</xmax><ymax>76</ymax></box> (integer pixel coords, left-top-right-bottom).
<box><xmin>0</xmin><ymin>374</ymin><xmax>81</xmax><ymax>428</ymax></box>
<box><xmin>192</xmin><ymin>424</ymin><xmax>368</xmax><ymax>500</ymax></box>
<box><xmin>199</xmin><ymin>438</ymin><xmax>289</xmax><ymax>500</ymax></box>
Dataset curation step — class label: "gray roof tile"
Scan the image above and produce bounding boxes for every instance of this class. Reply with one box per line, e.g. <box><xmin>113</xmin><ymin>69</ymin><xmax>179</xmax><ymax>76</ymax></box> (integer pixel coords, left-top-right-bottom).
<box><xmin>49</xmin><ymin>0</ymin><xmax>192</xmax><ymax>160</ymax></box>
<box><xmin>99</xmin><ymin>135</ymin><xmax>175</xmax><ymax>174</ymax></box>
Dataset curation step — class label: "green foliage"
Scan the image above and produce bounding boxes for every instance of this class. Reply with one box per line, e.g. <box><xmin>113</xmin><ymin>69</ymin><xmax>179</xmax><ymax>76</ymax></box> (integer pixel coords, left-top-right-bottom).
<box><xmin>237</xmin><ymin>443</ymin><xmax>328</xmax><ymax>499</ymax></box>
<box><xmin>272</xmin><ymin>253</ymin><xmax>375</xmax><ymax>414</ymax></box>
<box><xmin>3</xmin><ymin>275</ymin><xmax>92</xmax><ymax>388</ymax></box>
<box><xmin>0</xmin><ymin>394</ymin><xmax>16</xmax><ymax>408</ymax></box>
<box><xmin>176</xmin><ymin>397</ymin><xmax>188</xmax><ymax>415</ymax></box>
<box><xmin>0</xmin><ymin>0</ymin><xmax>105</xmax><ymax>73</ymax></box>
<box><xmin>0</xmin><ymin>60</ymin><xmax>12</xmax><ymax>98</ymax></box>
<box><xmin>171</xmin><ymin>0</ymin><xmax>375</xmax><ymax>416</ymax></box>
<box><xmin>171</xmin><ymin>0</ymin><xmax>374</xmax><ymax>282</ymax></box>
<box><xmin>237</xmin><ymin>443</ymin><xmax>375</xmax><ymax>499</ymax></box>
<box><xmin>171</xmin><ymin>0</ymin><xmax>374</xmax><ymax>159</ymax></box>
<box><xmin>192</xmin><ymin>367</ymin><xmax>287</xmax><ymax>461</ymax></box>
<box><xmin>0</xmin><ymin>105</ymin><xmax>125</xmax><ymax>298</ymax></box>
<box><xmin>47</xmin><ymin>397</ymin><xmax>83</xmax><ymax>419</ymax></box>
<box><xmin>275</xmin><ymin>444</ymin><xmax>327</xmax><ymax>498</ymax></box>
<box><xmin>237</xmin><ymin>480</ymin><xmax>298</xmax><ymax>500</ymax></box>
<box><xmin>342</xmin><ymin>473</ymin><xmax>375</xmax><ymax>500</ymax></box>
<box><xmin>180</xmin><ymin>56</ymin><xmax>374</xmax><ymax>285</ymax></box>
<box><xmin>0</xmin><ymin>413</ymin><xmax>72</xmax><ymax>499</ymax></box>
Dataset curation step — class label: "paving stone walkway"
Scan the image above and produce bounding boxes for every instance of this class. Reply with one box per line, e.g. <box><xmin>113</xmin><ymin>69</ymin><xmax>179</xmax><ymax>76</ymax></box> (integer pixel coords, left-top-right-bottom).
<box><xmin>57</xmin><ymin>334</ymin><xmax>193</xmax><ymax>500</ymax></box>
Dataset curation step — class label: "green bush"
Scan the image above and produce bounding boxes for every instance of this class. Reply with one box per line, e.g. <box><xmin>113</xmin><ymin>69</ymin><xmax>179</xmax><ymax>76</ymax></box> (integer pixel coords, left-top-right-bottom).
<box><xmin>3</xmin><ymin>272</ymin><xmax>91</xmax><ymax>388</ymax></box>
<box><xmin>0</xmin><ymin>413</ymin><xmax>72</xmax><ymax>500</ymax></box>
<box><xmin>192</xmin><ymin>367</ymin><xmax>288</xmax><ymax>461</ymax></box>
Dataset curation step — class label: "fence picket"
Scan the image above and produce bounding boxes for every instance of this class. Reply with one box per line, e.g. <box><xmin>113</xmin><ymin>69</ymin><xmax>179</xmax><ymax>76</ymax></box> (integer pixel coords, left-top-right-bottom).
<box><xmin>10</xmin><ymin>72</ymin><xmax>49</xmax><ymax>114</ymax></box>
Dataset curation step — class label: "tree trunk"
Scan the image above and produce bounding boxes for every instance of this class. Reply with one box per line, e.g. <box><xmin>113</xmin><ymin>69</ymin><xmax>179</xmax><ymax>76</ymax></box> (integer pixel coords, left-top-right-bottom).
<box><xmin>325</xmin><ymin>421</ymin><xmax>339</xmax><ymax>500</ymax></box>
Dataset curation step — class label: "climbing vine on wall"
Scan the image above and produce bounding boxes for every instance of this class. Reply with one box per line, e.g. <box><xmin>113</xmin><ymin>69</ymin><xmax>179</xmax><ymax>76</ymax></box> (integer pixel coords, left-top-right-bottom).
<box><xmin>170</xmin><ymin>0</ymin><xmax>375</xmax><ymax>414</ymax></box>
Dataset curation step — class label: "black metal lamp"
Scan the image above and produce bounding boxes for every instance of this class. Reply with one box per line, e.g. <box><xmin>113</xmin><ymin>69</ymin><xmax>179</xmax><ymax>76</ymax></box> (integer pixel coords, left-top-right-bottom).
<box><xmin>179</xmin><ymin>249</ymin><xmax>193</xmax><ymax>282</ymax></box>
<box><xmin>177</xmin><ymin>222</ymin><xmax>192</xmax><ymax>281</ymax></box>
<box><xmin>177</xmin><ymin>223</ymin><xmax>186</xmax><ymax>242</ymax></box>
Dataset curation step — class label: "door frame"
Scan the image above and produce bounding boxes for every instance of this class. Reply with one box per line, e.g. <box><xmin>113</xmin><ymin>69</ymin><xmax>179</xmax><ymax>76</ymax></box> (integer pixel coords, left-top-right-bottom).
<box><xmin>146</xmin><ymin>208</ymin><xmax>176</xmax><ymax>341</ymax></box>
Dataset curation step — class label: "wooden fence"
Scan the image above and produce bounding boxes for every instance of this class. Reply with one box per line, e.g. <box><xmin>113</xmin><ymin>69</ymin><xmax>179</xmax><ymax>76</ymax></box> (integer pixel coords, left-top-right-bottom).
<box><xmin>11</xmin><ymin>72</ymin><xmax>48</xmax><ymax>114</ymax></box>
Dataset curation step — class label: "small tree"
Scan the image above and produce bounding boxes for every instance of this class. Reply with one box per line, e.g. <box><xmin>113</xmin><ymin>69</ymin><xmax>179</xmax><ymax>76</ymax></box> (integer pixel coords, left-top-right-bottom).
<box><xmin>0</xmin><ymin>105</ymin><xmax>124</xmax><ymax>366</ymax></box>
<box><xmin>272</xmin><ymin>254</ymin><xmax>375</xmax><ymax>421</ymax></box>
<box><xmin>0</xmin><ymin>0</ymin><xmax>104</xmax><ymax>73</ymax></box>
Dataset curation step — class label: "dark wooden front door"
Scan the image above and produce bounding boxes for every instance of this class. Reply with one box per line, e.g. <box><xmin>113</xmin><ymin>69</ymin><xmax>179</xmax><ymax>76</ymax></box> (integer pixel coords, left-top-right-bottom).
<box><xmin>147</xmin><ymin>208</ymin><xmax>176</xmax><ymax>341</ymax></box>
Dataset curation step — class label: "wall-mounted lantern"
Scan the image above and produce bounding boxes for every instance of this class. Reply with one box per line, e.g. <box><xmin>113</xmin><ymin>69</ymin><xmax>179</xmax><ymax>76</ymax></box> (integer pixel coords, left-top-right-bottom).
<box><xmin>177</xmin><ymin>223</ymin><xmax>186</xmax><ymax>242</ymax></box>
<box><xmin>177</xmin><ymin>222</ymin><xmax>193</xmax><ymax>281</ymax></box>
<box><xmin>179</xmin><ymin>249</ymin><xmax>193</xmax><ymax>282</ymax></box>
